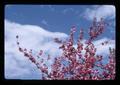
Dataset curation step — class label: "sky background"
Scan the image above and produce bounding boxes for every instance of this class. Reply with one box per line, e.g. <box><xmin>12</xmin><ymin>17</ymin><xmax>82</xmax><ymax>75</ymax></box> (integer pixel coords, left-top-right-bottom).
<box><xmin>5</xmin><ymin>5</ymin><xmax>115</xmax><ymax>40</ymax></box>
<box><xmin>5</xmin><ymin>5</ymin><xmax>115</xmax><ymax>79</ymax></box>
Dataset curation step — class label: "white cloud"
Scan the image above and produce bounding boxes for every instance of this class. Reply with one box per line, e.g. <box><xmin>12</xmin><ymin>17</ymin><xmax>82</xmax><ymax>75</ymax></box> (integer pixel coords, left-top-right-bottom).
<box><xmin>84</xmin><ymin>5</ymin><xmax>115</xmax><ymax>21</ymax></box>
<box><xmin>93</xmin><ymin>37</ymin><xmax>115</xmax><ymax>55</ymax></box>
<box><xmin>93</xmin><ymin>37</ymin><xmax>115</xmax><ymax>65</ymax></box>
<box><xmin>5</xmin><ymin>19</ymin><xmax>68</xmax><ymax>79</ymax></box>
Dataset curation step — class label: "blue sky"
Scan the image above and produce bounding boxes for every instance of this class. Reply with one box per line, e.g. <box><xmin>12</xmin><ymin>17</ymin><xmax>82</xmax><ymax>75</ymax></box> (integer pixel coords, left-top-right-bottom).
<box><xmin>5</xmin><ymin>5</ymin><xmax>115</xmax><ymax>79</ymax></box>
<box><xmin>5</xmin><ymin>5</ymin><xmax>115</xmax><ymax>40</ymax></box>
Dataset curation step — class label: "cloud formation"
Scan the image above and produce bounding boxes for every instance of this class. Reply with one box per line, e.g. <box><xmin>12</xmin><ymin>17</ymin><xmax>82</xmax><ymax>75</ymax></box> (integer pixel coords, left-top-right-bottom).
<box><xmin>5</xmin><ymin>19</ymin><xmax>68</xmax><ymax>79</ymax></box>
<box><xmin>83</xmin><ymin>5</ymin><xmax>115</xmax><ymax>20</ymax></box>
<box><xmin>93</xmin><ymin>37</ymin><xmax>115</xmax><ymax>55</ymax></box>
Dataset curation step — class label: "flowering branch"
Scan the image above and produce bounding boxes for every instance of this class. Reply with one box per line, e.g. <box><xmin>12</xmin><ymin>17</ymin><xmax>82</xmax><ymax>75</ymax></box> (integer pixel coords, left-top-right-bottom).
<box><xmin>16</xmin><ymin>18</ymin><xmax>115</xmax><ymax>80</ymax></box>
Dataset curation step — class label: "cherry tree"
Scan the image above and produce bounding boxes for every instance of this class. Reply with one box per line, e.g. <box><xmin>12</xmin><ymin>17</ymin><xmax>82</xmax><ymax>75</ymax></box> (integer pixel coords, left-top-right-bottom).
<box><xmin>16</xmin><ymin>18</ymin><xmax>115</xmax><ymax>80</ymax></box>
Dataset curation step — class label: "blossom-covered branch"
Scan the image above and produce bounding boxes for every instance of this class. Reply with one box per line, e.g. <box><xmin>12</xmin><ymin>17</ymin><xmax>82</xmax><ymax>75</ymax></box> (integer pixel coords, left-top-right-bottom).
<box><xmin>16</xmin><ymin>18</ymin><xmax>115</xmax><ymax>80</ymax></box>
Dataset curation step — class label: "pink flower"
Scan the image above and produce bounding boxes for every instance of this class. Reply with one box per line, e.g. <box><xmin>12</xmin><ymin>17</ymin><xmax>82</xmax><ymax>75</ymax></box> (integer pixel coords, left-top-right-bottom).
<box><xmin>39</xmin><ymin>50</ymin><xmax>43</xmax><ymax>56</ymax></box>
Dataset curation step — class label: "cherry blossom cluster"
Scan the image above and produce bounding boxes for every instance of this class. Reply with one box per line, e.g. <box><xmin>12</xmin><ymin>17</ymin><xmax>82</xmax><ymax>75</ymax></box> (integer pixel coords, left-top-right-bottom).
<box><xmin>16</xmin><ymin>18</ymin><xmax>115</xmax><ymax>80</ymax></box>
